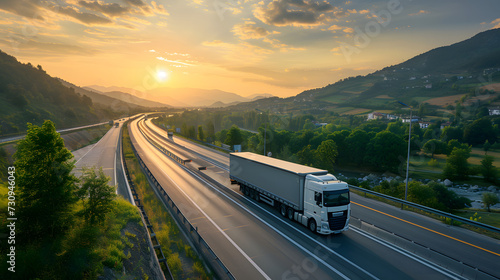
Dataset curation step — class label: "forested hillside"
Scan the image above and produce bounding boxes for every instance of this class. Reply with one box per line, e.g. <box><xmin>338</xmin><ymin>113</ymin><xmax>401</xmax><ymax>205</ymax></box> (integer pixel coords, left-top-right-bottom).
<box><xmin>0</xmin><ymin>50</ymin><xmax>144</xmax><ymax>135</ymax></box>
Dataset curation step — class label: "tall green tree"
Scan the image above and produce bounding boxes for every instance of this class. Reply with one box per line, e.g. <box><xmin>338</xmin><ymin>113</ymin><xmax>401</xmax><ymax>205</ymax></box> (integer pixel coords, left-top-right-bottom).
<box><xmin>482</xmin><ymin>192</ymin><xmax>499</xmax><ymax>212</ymax></box>
<box><xmin>364</xmin><ymin>131</ymin><xmax>406</xmax><ymax>172</ymax></box>
<box><xmin>225</xmin><ymin>125</ymin><xmax>243</xmax><ymax>147</ymax></box>
<box><xmin>346</xmin><ymin>130</ymin><xmax>370</xmax><ymax>166</ymax></box>
<box><xmin>14</xmin><ymin>120</ymin><xmax>78</xmax><ymax>242</ymax></box>
<box><xmin>423</xmin><ymin>139</ymin><xmax>447</xmax><ymax>158</ymax></box>
<box><xmin>198</xmin><ymin>125</ymin><xmax>205</xmax><ymax>141</ymax></box>
<box><xmin>206</xmin><ymin>120</ymin><xmax>215</xmax><ymax>143</ymax></box>
<box><xmin>480</xmin><ymin>155</ymin><xmax>497</xmax><ymax>183</ymax></box>
<box><xmin>316</xmin><ymin>140</ymin><xmax>338</xmax><ymax>171</ymax></box>
<box><xmin>77</xmin><ymin>167</ymin><xmax>116</xmax><ymax>225</ymax></box>
<box><xmin>463</xmin><ymin>118</ymin><xmax>496</xmax><ymax>146</ymax></box>
<box><xmin>443</xmin><ymin>148</ymin><xmax>470</xmax><ymax>180</ymax></box>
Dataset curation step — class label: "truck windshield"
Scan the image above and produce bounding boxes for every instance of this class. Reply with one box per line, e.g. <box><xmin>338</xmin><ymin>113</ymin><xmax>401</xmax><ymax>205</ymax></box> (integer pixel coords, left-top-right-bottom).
<box><xmin>323</xmin><ymin>190</ymin><xmax>350</xmax><ymax>207</ymax></box>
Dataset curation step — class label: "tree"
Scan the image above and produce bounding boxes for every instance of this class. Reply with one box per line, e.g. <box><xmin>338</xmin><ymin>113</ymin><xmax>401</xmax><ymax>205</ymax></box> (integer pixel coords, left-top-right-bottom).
<box><xmin>364</xmin><ymin>131</ymin><xmax>406</xmax><ymax>172</ymax></box>
<box><xmin>225</xmin><ymin>125</ymin><xmax>243</xmax><ymax>147</ymax></box>
<box><xmin>443</xmin><ymin>148</ymin><xmax>470</xmax><ymax>180</ymax></box>
<box><xmin>316</xmin><ymin>140</ymin><xmax>338</xmax><ymax>171</ymax></box>
<box><xmin>408</xmin><ymin>182</ymin><xmax>439</xmax><ymax>209</ymax></box>
<box><xmin>346</xmin><ymin>130</ymin><xmax>370</xmax><ymax>166</ymax></box>
<box><xmin>14</xmin><ymin>120</ymin><xmax>78</xmax><ymax>242</ymax></box>
<box><xmin>482</xmin><ymin>192</ymin><xmax>499</xmax><ymax>212</ymax></box>
<box><xmin>206</xmin><ymin>120</ymin><xmax>215</xmax><ymax>143</ymax></box>
<box><xmin>483</xmin><ymin>140</ymin><xmax>491</xmax><ymax>155</ymax></box>
<box><xmin>77</xmin><ymin>167</ymin><xmax>116</xmax><ymax>225</ymax></box>
<box><xmin>187</xmin><ymin>125</ymin><xmax>196</xmax><ymax>138</ymax></box>
<box><xmin>463</xmin><ymin>118</ymin><xmax>496</xmax><ymax>146</ymax></box>
<box><xmin>297</xmin><ymin>145</ymin><xmax>316</xmax><ymax>166</ymax></box>
<box><xmin>447</xmin><ymin>139</ymin><xmax>470</xmax><ymax>155</ymax></box>
<box><xmin>480</xmin><ymin>155</ymin><xmax>497</xmax><ymax>183</ymax></box>
<box><xmin>198</xmin><ymin>125</ymin><xmax>205</xmax><ymax>141</ymax></box>
<box><xmin>423</xmin><ymin>139</ymin><xmax>447</xmax><ymax>158</ymax></box>
<box><xmin>441</xmin><ymin>126</ymin><xmax>463</xmax><ymax>142</ymax></box>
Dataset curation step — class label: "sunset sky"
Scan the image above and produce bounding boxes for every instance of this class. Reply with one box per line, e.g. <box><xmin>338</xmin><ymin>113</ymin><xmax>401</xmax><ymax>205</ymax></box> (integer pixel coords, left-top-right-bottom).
<box><xmin>0</xmin><ymin>0</ymin><xmax>499</xmax><ymax>98</ymax></box>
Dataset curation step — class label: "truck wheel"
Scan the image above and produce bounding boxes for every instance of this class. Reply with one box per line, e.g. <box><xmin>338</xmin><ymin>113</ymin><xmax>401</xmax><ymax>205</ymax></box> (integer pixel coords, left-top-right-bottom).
<box><xmin>287</xmin><ymin>208</ymin><xmax>294</xmax><ymax>220</ymax></box>
<box><xmin>243</xmin><ymin>186</ymin><xmax>249</xmax><ymax>196</ymax></box>
<box><xmin>308</xmin><ymin>219</ymin><xmax>317</xmax><ymax>233</ymax></box>
<box><xmin>280</xmin><ymin>205</ymin><xmax>287</xmax><ymax>217</ymax></box>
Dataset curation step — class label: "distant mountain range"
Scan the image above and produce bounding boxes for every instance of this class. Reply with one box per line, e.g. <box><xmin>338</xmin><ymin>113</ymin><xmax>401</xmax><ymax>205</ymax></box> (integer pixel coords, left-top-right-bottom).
<box><xmin>0</xmin><ymin>50</ymin><xmax>147</xmax><ymax>135</ymax></box>
<box><xmin>81</xmin><ymin>87</ymin><xmax>169</xmax><ymax>108</ymax></box>
<box><xmin>86</xmin><ymin>85</ymin><xmax>274</xmax><ymax>108</ymax></box>
<box><xmin>228</xmin><ymin>28</ymin><xmax>500</xmax><ymax>114</ymax></box>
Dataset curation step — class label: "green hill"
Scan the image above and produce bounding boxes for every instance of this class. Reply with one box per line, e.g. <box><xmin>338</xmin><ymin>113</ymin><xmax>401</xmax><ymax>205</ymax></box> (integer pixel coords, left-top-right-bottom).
<box><xmin>229</xmin><ymin>28</ymin><xmax>500</xmax><ymax>115</ymax></box>
<box><xmin>0</xmin><ymin>50</ymin><xmax>145</xmax><ymax>135</ymax></box>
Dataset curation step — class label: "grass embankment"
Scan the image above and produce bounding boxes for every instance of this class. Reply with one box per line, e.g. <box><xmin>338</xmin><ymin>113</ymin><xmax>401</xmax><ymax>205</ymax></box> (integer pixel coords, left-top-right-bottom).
<box><xmin>0</xmin><ymin>181</ymin><xmax>143</xmax><ymax>279</ymax></box>
<box><xmin>122</xmin><ymin>125</ymin><xmax>210</xmax><ymax>279</ymax></box>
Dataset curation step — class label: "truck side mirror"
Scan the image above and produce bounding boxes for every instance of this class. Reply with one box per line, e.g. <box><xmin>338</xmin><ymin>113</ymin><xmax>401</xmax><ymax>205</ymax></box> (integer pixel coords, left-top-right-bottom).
<box><xmin>315</xmin><ymin>192</ymin><xmax>322</xmax><ymax>207</ymax></box>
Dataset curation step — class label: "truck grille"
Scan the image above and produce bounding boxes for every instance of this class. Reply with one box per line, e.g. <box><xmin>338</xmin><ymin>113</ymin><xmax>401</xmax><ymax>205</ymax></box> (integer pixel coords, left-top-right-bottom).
<box><xmin>328</xmin><ymin>211</ymin><xmax>347</xmax><ymax>230</ymax></box>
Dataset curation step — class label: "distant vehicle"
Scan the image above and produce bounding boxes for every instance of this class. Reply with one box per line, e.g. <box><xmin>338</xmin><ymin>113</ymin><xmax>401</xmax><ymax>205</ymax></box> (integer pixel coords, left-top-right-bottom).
<box><xmin>115</xmin><ymin>123</ymin><xmax>119</xmax><ymax>127</ymax></box>
<box><xmin>230</xmin><ymin>152</ymin><xmax>350</xmax><ymax>234</ymax></box>
<box><xmin>108</xmin><ymin>120</ymin><xmax>114</xmax><ymax>125</ymax></box>
<box><xmin>167</xmin><ymin>131</ymin><xmax>174</xmax><ymax>137</ymax></box>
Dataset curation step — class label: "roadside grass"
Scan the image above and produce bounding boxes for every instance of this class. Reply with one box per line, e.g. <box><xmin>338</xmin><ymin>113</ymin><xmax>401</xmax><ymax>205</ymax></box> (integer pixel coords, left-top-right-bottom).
<box><xmin>122</xmin><ymin>124</ymin><xmax>210</xmax><ymax>279</ymax></box>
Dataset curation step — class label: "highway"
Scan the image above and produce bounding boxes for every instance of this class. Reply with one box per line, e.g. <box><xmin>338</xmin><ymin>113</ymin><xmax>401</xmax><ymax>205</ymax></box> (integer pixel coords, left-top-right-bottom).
<box><xmin>128</xmin><ymin>116</ymin><xmax>499</xmax><ymax>279</ymax></box>
<box><xmin>72</xmin><ymin>118</ymin><xmax>133</xmax><ymax>203</ymax></box>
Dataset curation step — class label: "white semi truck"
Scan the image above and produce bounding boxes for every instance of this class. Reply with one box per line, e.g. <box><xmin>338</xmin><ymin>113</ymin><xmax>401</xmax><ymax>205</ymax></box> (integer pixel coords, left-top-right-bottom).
<box><xmin>230</xmin><ymin>152</ymin><xmax>350</xmax><ymax>235</ymax></box>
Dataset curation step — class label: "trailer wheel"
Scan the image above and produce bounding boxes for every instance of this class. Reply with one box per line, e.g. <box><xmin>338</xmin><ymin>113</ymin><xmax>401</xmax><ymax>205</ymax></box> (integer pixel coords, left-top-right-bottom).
<box><xmin>280</xmin><ymin>205</ymin><xmax>287</xmax><ymax>217</ymax></box>
<box><xmin>250</xmin><ymin>189</ymin><xmax>256</xmax><ymax>200</ymax></box>
<box><xmin>287</xmin><ymin>208</ymin><xmax>294</xmax><ymax>220</ymax></box>
<box><xmin>243</xmin><ymin>186</ymin><xmax>250</xmax><ymax>196</ymax></box>
<box><xmin>255</xmin><ymin>193</ymin><xmax>260</xmax><ymax>202</ymax></box>
<box><xmin>308</xmin><ymin>219</ymin><xmax>317</xmax><ymax>233</ymax></box>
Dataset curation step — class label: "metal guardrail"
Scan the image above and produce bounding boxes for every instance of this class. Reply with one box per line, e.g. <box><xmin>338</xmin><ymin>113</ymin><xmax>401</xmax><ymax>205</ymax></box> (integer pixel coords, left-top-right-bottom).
<box><xmin>121</xmin><ymin>122</ymin><xmax>173</xmax><ymax>280</ymax></box>
<box><xmin>349</xmin><ymin>185</ymin><xmax>500</xmax><ymax>235</ymax></box>
<box><xmin>133</xmin><ymin>118</ymin><xmax>236</xmax><ymax>280</ymax></box>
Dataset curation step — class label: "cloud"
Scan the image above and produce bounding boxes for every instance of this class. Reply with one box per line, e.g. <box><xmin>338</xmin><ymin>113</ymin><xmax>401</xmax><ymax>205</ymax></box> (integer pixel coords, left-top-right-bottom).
<box><xmin>327</xmin><ymin>24</ymin><xmax>343</xmax><ymax>32</ymax></box>
<box><xmin>56</xmin><ymin>5</ymin><xmax>112</xmax><ymax>25</ymax></box>
<box><xmin>409</xmin><ymin>10</ymin><xmax>429</xmax><ymax>16</ymax></box>
<box><xmin>343</xmin><ymin>27</ymin><xmax>354</xmax><ymax>33</ymax></box>
<box><xmin>232</xmin><ymin>23</ymin><xmax>272</xmax><ymax>39</ymax></box>
<box><xmin>122</xmin><ymin>0</ymin><xmax>148</xmax><ymax>8</ymax></box>
<box><xmin>156</xmin><ymin>56</ymin><xmax>197</xmax><ymax>66</ymax></box>
<box><xmin>254</xmin><ymin>0</ymin><xmax>336</xmax><ymax>28</ymax></box>
<box><xmin>3</xmin><ymin>37</ymin><xmax>98</xmax><ymax>56</ymax></box>
<box><xmin>491</xmin><ymin>18</ymin><xmax>500</xmax><ymax>29</ymax></box>
<box><xmin>0</xmin><ymin>0</ymin><xmax>43</xmax><ymax>19</ymax></box>
<box><xmin>78</xmin><ymin>1</ymin><xmax>130</xmax><ymax>17</ymax></box>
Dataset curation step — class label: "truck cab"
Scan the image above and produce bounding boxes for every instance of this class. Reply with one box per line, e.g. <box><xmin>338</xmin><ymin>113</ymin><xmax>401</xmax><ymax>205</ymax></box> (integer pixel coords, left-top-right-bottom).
<box><xmin>304</xmin><ymin>174</ymin><xmax>350</xmax><ymax>234</ymax></box>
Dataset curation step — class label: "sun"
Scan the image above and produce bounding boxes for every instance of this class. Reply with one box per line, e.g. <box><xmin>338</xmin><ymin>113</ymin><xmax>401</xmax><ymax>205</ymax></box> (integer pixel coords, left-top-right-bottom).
<box><xmin>156</xmin><ymin>70</ymin><xmax>169</xmax><ymax>82</ymax></box>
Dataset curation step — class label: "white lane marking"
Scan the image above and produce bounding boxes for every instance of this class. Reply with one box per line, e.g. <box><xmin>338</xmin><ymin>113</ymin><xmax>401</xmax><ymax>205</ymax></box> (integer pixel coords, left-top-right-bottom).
<box><xmin>140</xmin><ymin>119</ymin><xmax>361</xmax><ymax>279</ymax></box>
<box><xmin>351</xmin><ymin>227</ymin><xmax>466</xmax><ymax>280</ymax></box>
<box><xmin>74</xmin><ymin>126</ymin><xmax>112</xmax><ymax>165</ymax></box>
<box><xmin>149</xmin><ymin>133</ymin><xmax>468</xmax><ymax>280</ymax></box>
<box><xmin>134</xmin><ymin>122</ymin><xmax>271</xmax><ymax>280</ymax></box>
<box><xmin>176</xmin><ymin>165</ymin><xmax>355</xmax><ymax>280</ymax></box>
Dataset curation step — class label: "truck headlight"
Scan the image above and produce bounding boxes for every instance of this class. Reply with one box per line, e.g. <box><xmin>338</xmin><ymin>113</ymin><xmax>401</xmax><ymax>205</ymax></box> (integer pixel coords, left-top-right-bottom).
<box><xmin>321</xmin><ymin>222</ymin><xmax>329</xmax><ymax>230</ymax></box>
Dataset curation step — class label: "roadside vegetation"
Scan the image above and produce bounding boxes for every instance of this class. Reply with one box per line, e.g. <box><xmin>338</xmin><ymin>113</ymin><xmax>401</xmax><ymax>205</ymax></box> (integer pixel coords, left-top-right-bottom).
<box><xmin>122</xmin><ymin>124</ymin><xmax>210</xmax><ymax>279</ymax></box>
<box><xmin>0</xmin><ymin>120</ymin><xmax>141</xmax><ymax>279</ymax></box>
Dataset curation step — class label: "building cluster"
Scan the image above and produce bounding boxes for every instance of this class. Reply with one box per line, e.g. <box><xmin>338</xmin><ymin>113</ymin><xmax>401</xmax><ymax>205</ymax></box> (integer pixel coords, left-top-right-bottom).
<box><xmin>367</xmin><ymin>112</ymin><xmax>451</xmax><ymax>129</ymax></box>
